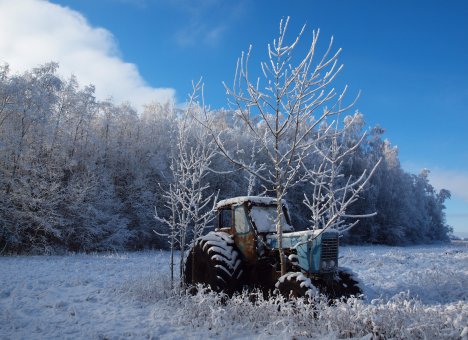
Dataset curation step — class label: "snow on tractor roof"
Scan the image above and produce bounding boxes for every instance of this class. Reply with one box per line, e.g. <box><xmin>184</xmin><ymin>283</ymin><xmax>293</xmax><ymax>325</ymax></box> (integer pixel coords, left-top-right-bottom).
<box><xmin>216</xmin><ymin>196</ymin><xmax>287</xmax><ymax>209</ymax></box>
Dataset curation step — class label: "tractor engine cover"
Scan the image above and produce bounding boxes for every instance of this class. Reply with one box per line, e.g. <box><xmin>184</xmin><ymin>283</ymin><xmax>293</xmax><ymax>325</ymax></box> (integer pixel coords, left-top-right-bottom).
<box><xmin>265</xmin><ymin>229</ymin><xmax>339</xmax><ymax>274</ymax></box>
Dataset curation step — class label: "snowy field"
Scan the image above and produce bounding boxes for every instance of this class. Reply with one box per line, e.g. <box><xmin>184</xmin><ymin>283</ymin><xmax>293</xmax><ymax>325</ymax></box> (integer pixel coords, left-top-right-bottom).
<box><xmin>1</xmin><ymin>243</ymin><xmax>467</xmax><ymax>339</ymax></box>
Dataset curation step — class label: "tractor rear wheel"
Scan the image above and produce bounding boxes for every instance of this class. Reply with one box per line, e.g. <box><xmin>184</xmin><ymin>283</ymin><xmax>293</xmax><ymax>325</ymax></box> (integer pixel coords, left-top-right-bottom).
<box><xmin>184</xmin><ymin>231</ymin><xmax>243</xmax><ymax>293</ymax></box>
<box><xmin>275</xmin><ymin>272</ymin><xmax>318</xmax><ymax>299</ymax></box>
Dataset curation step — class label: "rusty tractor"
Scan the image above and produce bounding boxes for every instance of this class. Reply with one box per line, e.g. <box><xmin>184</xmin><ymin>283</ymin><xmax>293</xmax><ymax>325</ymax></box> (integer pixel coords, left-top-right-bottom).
<box><xmin>184</xmin><ymin>196</ymin><xmax>363</xmax><ymax>299</ymax></box>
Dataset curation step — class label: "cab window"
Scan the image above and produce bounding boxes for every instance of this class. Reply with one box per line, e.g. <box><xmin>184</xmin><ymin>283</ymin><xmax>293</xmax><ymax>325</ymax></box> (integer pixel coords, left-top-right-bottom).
<box><xmin>234</xmin><ymin>205</ymin><xmax>250</xmax><ymax>234</ymax></box>
<box><xmin>218</xmin><ymin>209</ymin><xmax>233</xmax><ymax>229</ymax></box>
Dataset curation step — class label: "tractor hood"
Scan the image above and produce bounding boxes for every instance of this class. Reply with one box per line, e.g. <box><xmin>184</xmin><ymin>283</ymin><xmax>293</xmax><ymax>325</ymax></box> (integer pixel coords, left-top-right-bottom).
<box><xmin>265</xmin><ymin>229</ymin><xmax>339</xmax><ymax>274</ymax></box>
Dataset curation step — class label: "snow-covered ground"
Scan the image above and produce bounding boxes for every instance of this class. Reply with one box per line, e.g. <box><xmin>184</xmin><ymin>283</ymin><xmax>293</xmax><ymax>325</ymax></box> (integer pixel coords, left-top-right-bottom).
<box><xmin>1</xmin><ymin>243</ymin><xmax>467</xmax><ymax>339</ymax></box>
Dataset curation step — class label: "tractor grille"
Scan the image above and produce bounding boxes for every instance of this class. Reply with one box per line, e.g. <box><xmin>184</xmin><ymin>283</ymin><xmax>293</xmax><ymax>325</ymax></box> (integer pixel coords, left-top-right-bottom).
<box><xmin>321</xmin><ymin>236</ymin><xmax>338</xmax><ymax>261</ymax></box>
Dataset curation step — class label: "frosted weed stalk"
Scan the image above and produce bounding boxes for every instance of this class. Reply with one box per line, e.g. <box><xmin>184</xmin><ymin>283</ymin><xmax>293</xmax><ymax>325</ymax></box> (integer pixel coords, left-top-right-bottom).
<box><xmin>164</xmin><ymin>287</ymin><xmax>467</xmax><ymax>339</ymax></box>
<box><xmin>119</xmin><ymin>272</ymin><xmax>174</xmax><ymax>302</ymax></box>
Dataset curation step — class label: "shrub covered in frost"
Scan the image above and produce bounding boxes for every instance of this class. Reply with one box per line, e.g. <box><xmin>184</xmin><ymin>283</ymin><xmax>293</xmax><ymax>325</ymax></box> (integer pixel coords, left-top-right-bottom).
<box><xmin>163</xmin><ymin>287</ymin><xmax>466</xmax><ymax>339</ymax></box>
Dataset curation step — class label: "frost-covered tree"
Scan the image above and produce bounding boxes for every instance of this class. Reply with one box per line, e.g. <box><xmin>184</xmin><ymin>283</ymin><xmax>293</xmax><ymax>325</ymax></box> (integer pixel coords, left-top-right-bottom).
<box><xmin>155</xmin><ymin>84</ymin><xmax>218</xmax><ymax>286</ymax></box>
<box><xmin>0</xmin><ymin>60</ymin><xmax>451</xmax><ymax>254</ymax></box>
<box><xmin>304</xmin><ymin>114</ymin><xmax>381</xmax><ymax>236</ymax></box>
<box><xmin>201</xmin><ymin>18</ymin><xmax>361</xmax><ymax>274</ymax></box>
<box><xmin>339</xmin><ymin>126</ymin><xmax>452</xmax><ymax>245</ymax></box>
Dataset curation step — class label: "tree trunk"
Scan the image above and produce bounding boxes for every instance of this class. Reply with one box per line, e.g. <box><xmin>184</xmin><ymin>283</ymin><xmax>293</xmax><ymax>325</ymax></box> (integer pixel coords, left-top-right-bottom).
<box><xmin>275</xmin><ymin>187</ymin><xmax>286</xmax><ymax>275</ymax></box>
<box><xmin>170</xmin><ymin>240</ymin><xmax>174</xmax><ymax>289</ymax></box>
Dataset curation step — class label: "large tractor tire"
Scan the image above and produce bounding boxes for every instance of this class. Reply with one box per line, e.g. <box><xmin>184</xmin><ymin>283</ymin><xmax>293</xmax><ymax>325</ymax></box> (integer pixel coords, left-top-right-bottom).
<box><xmin>323</xmin><ymin>267</ymin><xmax>363</xmax><ymax>300</ymax></box>
<box><xmin>184</xmin><ymin>231</ymin><xmax>243</xmax><ymax>293</ymax></box>
<box><xmin>275</xmin><ymin>272</ymin><xmax>318</xmax><ymax>299</ymax></box>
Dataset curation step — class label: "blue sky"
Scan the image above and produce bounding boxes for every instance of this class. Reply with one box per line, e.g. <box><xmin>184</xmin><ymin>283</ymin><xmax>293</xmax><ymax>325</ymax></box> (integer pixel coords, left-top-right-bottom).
<box><xmin>1</xmin><ymin>0</ymin><xmax>467</xmax><ymax>236</ymax></box>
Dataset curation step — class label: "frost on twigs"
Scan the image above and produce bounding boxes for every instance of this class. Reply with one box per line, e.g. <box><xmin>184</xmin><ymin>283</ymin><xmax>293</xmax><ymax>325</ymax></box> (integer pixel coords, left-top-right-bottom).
<box><xmin>165</xmin><ymin>286</ymin><xmax>466</xmax><ymax>339</ymax></box>
<box><xmin>163</xmin><ymin>245</ymin><xmax>467</xmax><ymax>338</ymax></box>
<box><xmin>154</xmin><ymin>81</ymin><xmax>218</xmax><ymax>288</ymax></box>
<box><xmin>304</xmin><ymin>114</ymin><xmax>381</xmax><ymax>236</ymax></box>
<box><xmin>198</xmin><ymin>17</ymin><xmax>380</xmax><ymax>275</ymax></box>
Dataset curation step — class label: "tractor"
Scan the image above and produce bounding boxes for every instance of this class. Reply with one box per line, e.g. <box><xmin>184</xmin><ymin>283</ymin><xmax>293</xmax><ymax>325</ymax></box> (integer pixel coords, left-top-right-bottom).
<box><xmin>184</xmin><ymin>196</ymin><xmax>362</xmax><ymax>299</ymax></box>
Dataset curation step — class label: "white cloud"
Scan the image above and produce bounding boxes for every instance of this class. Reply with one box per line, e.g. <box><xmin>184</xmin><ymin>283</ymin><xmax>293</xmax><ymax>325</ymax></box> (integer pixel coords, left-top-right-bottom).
<box><xmin>0</xmin><ymin>0</ymin><xmax>174</xmax><ymax>110</ymax></box>
<box><xmin>428</xmin><ymin>169</ymin><xmax>468</xmax><ymax>202</ymax></box>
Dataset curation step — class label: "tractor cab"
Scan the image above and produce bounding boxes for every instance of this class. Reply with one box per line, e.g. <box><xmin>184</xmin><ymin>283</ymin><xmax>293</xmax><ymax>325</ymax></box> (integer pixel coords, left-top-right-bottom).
<box><xmin>215</xmin><ymin>196</ymin><xmax>293</xmax><ymax>234</ymax></box>
<box><xmin>215</xmin><ymin>196</ymin><xmax>294</xmax><ymax>263</ymax></box>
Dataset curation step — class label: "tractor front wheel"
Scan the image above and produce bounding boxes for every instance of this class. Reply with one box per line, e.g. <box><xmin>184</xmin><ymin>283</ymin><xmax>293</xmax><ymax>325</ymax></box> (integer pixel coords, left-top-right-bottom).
<box><xmin>275</xmin><ymin>272</ymin><xmax>318</xmax><ymax>299</ymax></box>
<box><xmin>320</xmin><ymin>267</ymin><xmax>363</xmax><ymax>300</ymax></box>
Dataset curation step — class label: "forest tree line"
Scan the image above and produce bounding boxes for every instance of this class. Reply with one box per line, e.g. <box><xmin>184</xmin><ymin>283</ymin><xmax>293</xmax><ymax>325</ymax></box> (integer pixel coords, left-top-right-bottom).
<box><xmin>0</xmin><ymin>62</ymin><xmax>452</xmax><ymax>254</ymax></box>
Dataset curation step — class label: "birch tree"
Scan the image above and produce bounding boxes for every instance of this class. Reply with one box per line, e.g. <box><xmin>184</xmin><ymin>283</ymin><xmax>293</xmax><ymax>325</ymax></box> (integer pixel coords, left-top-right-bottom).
<box><xmin>155</xmin><ymin>83</ymin><xmax>218</xmax><ymax>287</ymax></box>
<box><xmin>202</xmin><ymin>18</ymin><xmax>360</xmax><ymax>274</ymax></box>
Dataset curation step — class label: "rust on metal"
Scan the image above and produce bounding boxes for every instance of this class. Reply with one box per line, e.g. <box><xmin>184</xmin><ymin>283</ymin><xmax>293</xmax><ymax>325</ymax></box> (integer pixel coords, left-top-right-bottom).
<box><xmin>234</xmin><ymin>231</ymin><xmax>257</xmax><ymax>263</ymax></box>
